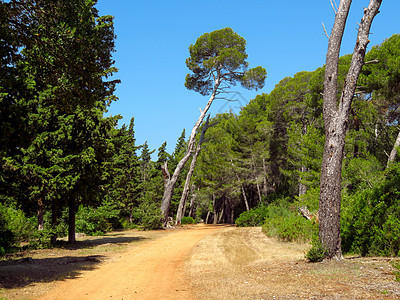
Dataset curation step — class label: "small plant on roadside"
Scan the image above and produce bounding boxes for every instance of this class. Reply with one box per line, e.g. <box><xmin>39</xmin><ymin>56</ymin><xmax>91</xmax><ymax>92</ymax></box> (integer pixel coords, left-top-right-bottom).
<box><xmin>29</xmin><ymin>226</ymin><xmax>57</xmax><ymax>249</ymax></box>
<box><xmin>236</xmin><ymin>205</ymin><xmax>269</xmax><ymax>227</ymax></box>
<box><xmin>306</xmin><ymin>238</ymin><xmax>328</xmax><ymax>263</ymax></box>
<box><xmin>181</xmin><ymin>216</ymin><xmax>195</xmax><ymax>225</ymax></box>
<box><xmin>390</xmin><ymin>260</ymin><xmax>400</xmax><ymax>281</ymax></box>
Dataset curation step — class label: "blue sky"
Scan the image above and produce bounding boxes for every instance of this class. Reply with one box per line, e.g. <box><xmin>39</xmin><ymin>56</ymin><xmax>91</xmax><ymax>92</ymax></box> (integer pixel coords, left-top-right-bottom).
<box><xmin>96</xmin><ymin>0</ymin><xmax>399</xmax><ymax>156</ymax></box>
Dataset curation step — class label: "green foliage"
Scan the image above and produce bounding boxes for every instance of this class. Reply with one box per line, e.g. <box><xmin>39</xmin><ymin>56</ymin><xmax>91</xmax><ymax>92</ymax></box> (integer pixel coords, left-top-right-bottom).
<box><xmin>0</xmin><ymin>204</ymin><xmax>35</xmax><ymax>244</ymax></box>
<box><xmin>341</xmin><ymin>162</ymin><xmax>400</xmax><ymax>256</ymax></box>
<box><xmin>29</xmin><ymin>227</ymin><xmax>57</xmax><ymax>249</ymax></box>
<box><xmin>138</xmin><ymin>202</ymin><xmax>163</xmax><ymax>231</ymax></box>
<box><xmin>391</xmin><ymin>260</ymin><xmax>400</xmax><ymax>282</ymax></box>
<box><xmin>235</xmin><ymin>205</ymin><xmax>269</xmax><ymax>227</ymax></box>
<box><xmin>0</xmin><ymin>208</ymin><xmax>14</xmax><ymax>255</ymax></box>
<box><xmin>181</xmin><ymin>216</ymin><xmax>195</xmax><ymax>225</ymax></box>
<box><xmin>306</xmin><ymin>238</ymin><xmax>328</xmax><ymax>263</ymax></box>
<box><xmin>342</xmin><ymin>155</ymin><xmax>384</xmax><ymax>192</ymax></box>
<box><xmin>75</xmin><ymin>204</ymin><xmax>119</xmax><ymax>236</ymax></box>
<box><xmin>262</xmin><ymin>205</ymin><xmax>317</xmax><ymax>243</ymax></box>
<box><xmin>185</xmin><ymin>27</ymin><xmax>266</xmax><ymax>95</ymax></box>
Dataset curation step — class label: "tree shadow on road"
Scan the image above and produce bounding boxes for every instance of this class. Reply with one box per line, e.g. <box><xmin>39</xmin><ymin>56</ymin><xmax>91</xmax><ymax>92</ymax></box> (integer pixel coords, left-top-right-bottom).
<box><xmin>0</xmin><ymin>235</ymin><xmax>148</xmax><ymax>289</ymax></box>
<box><xmin>0</xmin><ymin>255</ymin><xmax>104</xmax><ymax>289</ymax></box>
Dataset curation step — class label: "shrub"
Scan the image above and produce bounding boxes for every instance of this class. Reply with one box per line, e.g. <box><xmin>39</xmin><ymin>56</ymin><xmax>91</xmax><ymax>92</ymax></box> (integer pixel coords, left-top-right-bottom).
<box><xmin>391</xmin><ymin>260</ymin><xmax>400</xmax><ymax>282</ymax></box>
<box><xmin>0</xmin><ymin>203</ymin><xmax>35</xmax><ymax>244</ymax></box>
<box><xmin>0</xmin><ymin>209</ymin><xmax>14</xmax><ymax>255</ymax></box>
<box><xmin>235</xmin><ymin>205</ymin><xmax>269</xmax><ymax>227</ymax></box>
<box><xmin>76</xmin><ymin>204</ymin><xmax>119</xmax><ymax>236</ymax></box>
<box><xmin>341</xmin><ymin>162</ymin><xmax>400</xmax><ymax>256</ymax></box>
<box><xmin>262</xmin><ymin>205</ymin><xmax>317</xmax><ymax>243</ymax></box>
<box><xmin>29</xmin><ymin>226</ymin><xmax>57</xmax><ymax>249</ymax></box>
<box><xmin>181</xmin><ymin>216</ymin><xmax>195</xmax><ymax>225</ymax></box>
<box><xmin>306</xmin><ymin>238</ymin><xmax>328</xmax><ymax>263</ymax></box>
<box><xmin>138</xmin><ymin>202</ymin><xmax>163</xmax><ymax>230</ymax></box>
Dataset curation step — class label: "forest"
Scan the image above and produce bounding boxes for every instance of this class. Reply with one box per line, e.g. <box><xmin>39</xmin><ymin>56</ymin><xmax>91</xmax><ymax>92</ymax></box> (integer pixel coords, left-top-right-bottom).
<box><xmin>1</xmin><ymin>0</ymin><xmax>399</xmax><ymax>261</ymax></box>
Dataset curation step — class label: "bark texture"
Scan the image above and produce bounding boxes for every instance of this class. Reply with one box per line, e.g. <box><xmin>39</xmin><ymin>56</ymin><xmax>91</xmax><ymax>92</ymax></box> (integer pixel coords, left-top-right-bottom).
<box><xmin>319</xmin><ymin>0</ymin><xmax>382</xmax><ymax>259</ymax></box>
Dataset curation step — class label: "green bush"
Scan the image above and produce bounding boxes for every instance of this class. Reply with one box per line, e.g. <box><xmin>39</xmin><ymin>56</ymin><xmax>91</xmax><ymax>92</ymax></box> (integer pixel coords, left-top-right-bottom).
<box><xmin>341</xmin><ymin>163</ymin><xmax>400</xmax><ymax>256</ymax></box>
<box><xmin>76</xmin><ymin>204</ymin><xmax>119</xmax><ymax>236</ymax></box>
<box><xmin>391</xmin><ymin>260</ymin><xmax>400</xmax><ymax>282</ymax></box>
<box><xmin>181</xmin><ymin>216</ymin><xmax>195</xmax><ymax>224</ymax></box>
<box><xmin>138</xmin><ymin>202</ymin><xmax>163</xmax><ymax>230</ymax></box>
<box><xmin>235</xmin><ymin>205</ymin><xmax>269</xmax><ymax>227</ymax></box>
<box><xmin>29</xmin><ymin>226</ymin><xmax>57</xmax><ymax>249</ymax></box>
<box><xmin>306</xmin><ymin>238</ymin><xmax>328</xmax><ymax>262</ymax></box>
<box><xmin>262</xmin><ymin>205</ymin><xmax>317</xmax><ymax>243</ymax></box>
<box><xmin>0</xmin><ymin>203</ymin><xmax>35</xmax><ymax>244</ymax></box>
<box><xmin>0</xmin><ymin>209</ymin><xmax>14</xmax><ymax>255</ymax></box>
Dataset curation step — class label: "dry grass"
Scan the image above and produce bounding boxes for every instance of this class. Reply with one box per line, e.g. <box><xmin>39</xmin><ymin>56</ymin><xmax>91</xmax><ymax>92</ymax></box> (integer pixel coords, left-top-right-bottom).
<box><xmin>186</xmin><ymin>226</ymin><xmax>400</xmax><ymax>299</ymax></box>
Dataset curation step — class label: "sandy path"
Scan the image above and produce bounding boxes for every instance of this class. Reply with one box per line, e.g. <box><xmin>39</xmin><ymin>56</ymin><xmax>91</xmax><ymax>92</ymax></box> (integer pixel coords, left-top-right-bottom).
<box><xmin>39</xmin><ymin>225</ymin><xmax>218</xmax><ymax>300</ymax></box>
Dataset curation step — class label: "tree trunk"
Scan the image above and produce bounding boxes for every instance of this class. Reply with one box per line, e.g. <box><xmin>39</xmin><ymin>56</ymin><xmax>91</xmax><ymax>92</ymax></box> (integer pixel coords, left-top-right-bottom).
<box><xmin>175</xmin><ymin>116</ymin><xmax>210</xmax><ymax>225</ymax></box>
<box><xmin>230</xmin><ymin>206</ymin><xmax>235</xmax><ymax>224</ymax></box>
<box><xmin>230</xmin><ymin>158</ymin><xmax>250</xmax><ymax>211</ymax></box>
<box><xmin>256</xmin><ymin>180</ymin><xmax>262</xmax><ymax>202</ymax></box>
<box><xmin>37</xmin><ymin>197</ymin><xmax>44</xmax><ymax>231</ymax></box>
<box><xmin>218</xmin><ymin>208</ymin><xmax>224</xmax><ymax>223</ymax></box>
<box><xmin>205</xmin><ymin>211</ymin><xmax>210</xmax><ymax>224</ymax></box>
<box><xmin>212</xmin><ymin>193</ymin><xmax>217</xmax><ymax>224</ymax></box>
<box><xmin>68</xmin><ymin>197</ymin><xmax>76</xmax><ymax>243</ymax></box>
<box><xmin>50</xmin><ymin>198</ymin><xmax>58</xmax><ymax>245</ymax></box>
<box><xmin>188</xmin><ymin>189</ymin><xmax>197</xmax><ymax>218</ymax></box>
<box><xmin>160</xmin><ymin>77</ymin><xmax>221</xmax><ymax>227</ymax></box>
<box><xmin>262</xmin><ymin>158</ymin><xmax>268</xmax><ymax>194</ymax></box>
<box><xmin>319</xmin><ymin>0</ymin><xmax>382</xmax><ymax>260</ymax></box>
<box><xmin>387</xmin><ymin>129</ymin><xmax>400</xmax><ymax>168</ymax></box>
<box><xmin>298</xmin><ymin>165</ymin><xmax>308</xmax><ymax>197</ymax></box>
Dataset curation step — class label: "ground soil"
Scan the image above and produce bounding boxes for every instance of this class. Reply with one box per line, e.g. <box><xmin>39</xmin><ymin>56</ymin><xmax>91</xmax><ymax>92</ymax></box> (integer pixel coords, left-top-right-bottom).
<box><xmin>0</xmin><ymin>224</ymin><xmax>399</xmax><ymax>299</ymax></box>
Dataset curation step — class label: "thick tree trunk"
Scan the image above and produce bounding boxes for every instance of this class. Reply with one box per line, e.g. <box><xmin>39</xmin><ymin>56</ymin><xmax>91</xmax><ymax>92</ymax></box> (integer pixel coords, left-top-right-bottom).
<box><xmin>175</xmin><ymin>116</ymin><xmax>210</xmax><ymax>225</ymax></box>
<box><xmin>160</xmin><ymin>77</ymin><xmax>221</xmax><ymax>227</ymax></box>
<box><xmin>319</xmin><ymin>0</ymin><xmax>382</xmax><ymax>260</ymax></box>
<box><xmin>387</xmin><ymin>129</ymin><xmax>400</xmax><ymax>168</ymax></box>
<box><xmin>68</xmin><ymin>197</ymin><xmax>76</xmax><ymax>243</ymax></box>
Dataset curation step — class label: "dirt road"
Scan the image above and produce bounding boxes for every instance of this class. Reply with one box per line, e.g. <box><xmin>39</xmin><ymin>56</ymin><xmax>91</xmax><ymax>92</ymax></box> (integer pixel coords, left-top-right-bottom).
<box><xmin>2</xmin><ymin>225</ymin><xmax>399</xmax><ymax>299</ymax></box>
<box><xmin>39</xmin><ymin>225</ymin><xmax>218</xmax><ymax>300</ymax></box>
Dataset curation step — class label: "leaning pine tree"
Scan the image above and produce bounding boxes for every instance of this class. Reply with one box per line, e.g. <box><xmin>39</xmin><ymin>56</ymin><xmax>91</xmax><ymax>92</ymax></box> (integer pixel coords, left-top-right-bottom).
<box><xmin>160</xmin><ymin>27</ymin><xmax>266</xmax><ymax>227</ymax></box>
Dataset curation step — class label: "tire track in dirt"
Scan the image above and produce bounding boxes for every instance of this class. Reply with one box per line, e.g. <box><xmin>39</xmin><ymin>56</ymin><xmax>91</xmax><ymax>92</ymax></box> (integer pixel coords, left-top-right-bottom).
<box><xmin>39</xmin><ymin>224</ymin><xmax>219</xmax><ymax>300</ymax></box>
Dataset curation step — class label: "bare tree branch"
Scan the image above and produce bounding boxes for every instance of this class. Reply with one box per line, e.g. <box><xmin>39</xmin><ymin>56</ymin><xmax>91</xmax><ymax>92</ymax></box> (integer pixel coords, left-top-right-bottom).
<box><xmin>322</xmin><ymin>22</ymin><xmax>330</xmax><ymax>39</ymax></box>
<box><xmin>330</xmin><ymin>0</ymin><xmax>338</xmax><ymax>13</ymax></box>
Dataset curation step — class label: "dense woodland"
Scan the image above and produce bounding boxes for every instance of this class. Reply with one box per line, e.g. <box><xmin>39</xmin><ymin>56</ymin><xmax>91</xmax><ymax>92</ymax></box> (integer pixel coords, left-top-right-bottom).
<box><xmin>1</xmin><ymin>0</ymin><xmax>400</xmax><ymax>259</ymax></box>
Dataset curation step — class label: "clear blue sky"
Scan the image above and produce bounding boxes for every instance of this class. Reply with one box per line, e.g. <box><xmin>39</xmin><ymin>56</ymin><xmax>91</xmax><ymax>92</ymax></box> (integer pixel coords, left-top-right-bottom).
<box><xmin>96</xmin><ymin>0</ymin><xmax>399</xmax><ymax>156</ymax></box>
